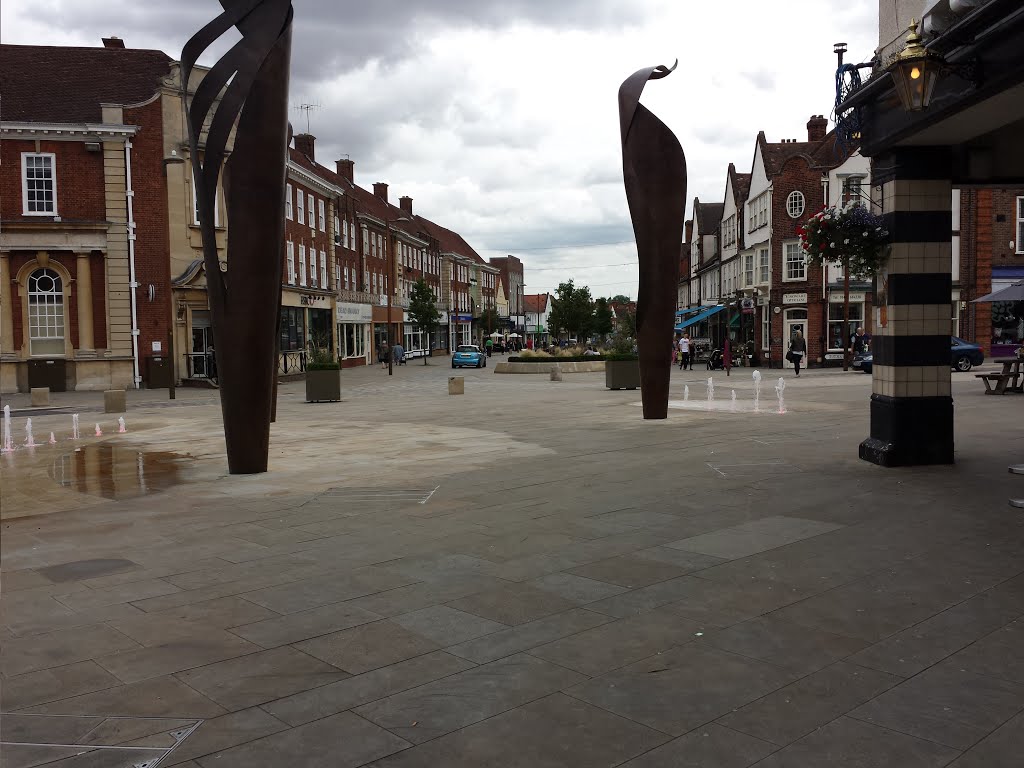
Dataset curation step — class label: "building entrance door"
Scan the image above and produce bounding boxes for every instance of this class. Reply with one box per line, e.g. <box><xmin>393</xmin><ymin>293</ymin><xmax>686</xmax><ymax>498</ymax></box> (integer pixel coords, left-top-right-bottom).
<box><xmin>784</xmin><ymin>308</ymin><xmax>807</xmax><ymax>369</ymax></box>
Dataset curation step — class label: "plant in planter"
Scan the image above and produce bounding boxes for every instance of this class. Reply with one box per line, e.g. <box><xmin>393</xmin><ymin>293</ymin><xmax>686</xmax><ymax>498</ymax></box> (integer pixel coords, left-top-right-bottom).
<box><xmin>305</xmin><ymin>335</ymin><xmax>340</xmax><ymax>403</ymax></box>
<box><xmin>604</xmin><ymin>330</ymin><xmax>639</xmax><ymax>390</ymax></box>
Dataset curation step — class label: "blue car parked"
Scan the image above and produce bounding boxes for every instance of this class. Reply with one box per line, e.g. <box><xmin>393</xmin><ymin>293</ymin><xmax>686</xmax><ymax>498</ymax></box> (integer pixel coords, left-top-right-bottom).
<box><xmin>452</xmin><ymin>344</ymin><xmax>486</xmax><ymax>369</ymax></box>
<box><xmin>852</xmin><ymin>336</ymin><xmax>984</xmax><ymax>373</ymax></box>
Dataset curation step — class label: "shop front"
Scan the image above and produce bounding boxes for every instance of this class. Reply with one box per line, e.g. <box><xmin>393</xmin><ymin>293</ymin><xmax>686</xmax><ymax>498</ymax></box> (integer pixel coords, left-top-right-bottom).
<box><xmin>337</xmin><ymin>301</ymin><xmax>372</xmax><ymax>368</ymax></box>
<box><xmin>280</xmin><ymin>289</ymin><xmax>334</xmax><ymax>376</ymax></box>
<box><xmin>824</xmin><ymin>288</ymin><xmax>871</xmax><ymax>366</ymax></box>
<box><xmin>372</xmin><ymin>304</ymin><xmax>404</xmax><ymax>359</ymax></box>
<box><xmin>449</xmin><ymin>313</ymin><xmax>472</xmax><ymax>349</ymax></box>
<box><xmin>990</xmin><ymin>267</ymin><xmax>1024</xmax><ymax>357</ymax></box>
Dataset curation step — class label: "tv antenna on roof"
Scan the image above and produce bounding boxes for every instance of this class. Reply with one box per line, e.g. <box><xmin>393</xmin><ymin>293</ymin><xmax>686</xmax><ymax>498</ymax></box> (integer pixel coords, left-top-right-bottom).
<box><xmin>292</xmin><ymin>101</ymin><xmax>322</xmax><ymax>134</ymax></box>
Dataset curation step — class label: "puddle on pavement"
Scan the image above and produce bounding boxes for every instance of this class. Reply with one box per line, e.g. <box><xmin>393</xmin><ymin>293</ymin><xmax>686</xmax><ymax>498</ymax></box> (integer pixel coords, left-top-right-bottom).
<box><xmin>47</xmin><ymin>444</ymin><xmax>190</xmax><ymax>500</ymax></box>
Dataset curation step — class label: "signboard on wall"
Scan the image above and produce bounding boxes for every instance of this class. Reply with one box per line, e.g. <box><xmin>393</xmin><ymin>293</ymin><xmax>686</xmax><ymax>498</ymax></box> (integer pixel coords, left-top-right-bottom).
<box><xmin>741</xmin><ymin>298</ymin><xmax>755</xmax><ymax>315</ymax></box>
<box><xmin>337</xmin><ymin>302</ymin><xmax>373</xmax><ymax>323</ymax></box>
<box><xmin>782</xmin><ymin>292</ymin><xmax>808</xmax><ymax>305</ymax></box>
<box><xmin>828</xmin><ymin>292</ymin><xmax>866</xmax><ymax>303</ymax></box>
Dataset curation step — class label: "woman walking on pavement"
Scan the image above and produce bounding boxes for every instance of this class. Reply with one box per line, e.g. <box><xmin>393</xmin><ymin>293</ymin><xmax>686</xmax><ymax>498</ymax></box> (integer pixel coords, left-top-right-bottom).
<box><xmin>378</xmin><ymin>341</ymin><xmax>390</xmax><ymax>370</ymax></box>
<box><xmin>788</xmin><ymin>330</ymin><xmax>807</xmax><ymax>377</ymax></box>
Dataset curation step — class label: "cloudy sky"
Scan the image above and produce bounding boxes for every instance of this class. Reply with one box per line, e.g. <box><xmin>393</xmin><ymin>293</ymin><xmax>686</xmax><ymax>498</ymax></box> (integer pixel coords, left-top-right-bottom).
<box><xmin>2</xmin><ymin>0</ymin><xmax>878</xmax><ymax>298</ymax></box>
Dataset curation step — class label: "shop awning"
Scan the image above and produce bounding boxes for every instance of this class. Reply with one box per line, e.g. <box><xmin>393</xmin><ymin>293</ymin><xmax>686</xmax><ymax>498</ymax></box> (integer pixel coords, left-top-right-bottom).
<box><xmin>675</xmin><ymin>304</ymin><xmax>725</xmax><ymax>331</ymax></box>
<box><xmin>675</xmin><ymin>306</ymin><xmax>703</xmax><ymax>317</ymax></box>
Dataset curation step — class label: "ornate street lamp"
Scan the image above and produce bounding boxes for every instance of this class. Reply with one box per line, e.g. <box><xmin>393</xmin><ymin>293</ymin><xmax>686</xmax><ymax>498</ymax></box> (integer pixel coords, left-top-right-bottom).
<box><xmin>890</xmin><ymin>19</ymin><xmax>939</xmax><ymax>112</ymax></box>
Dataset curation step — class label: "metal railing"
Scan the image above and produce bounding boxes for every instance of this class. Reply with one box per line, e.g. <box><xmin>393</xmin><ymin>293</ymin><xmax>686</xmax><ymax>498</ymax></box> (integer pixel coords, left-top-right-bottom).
<box><xmin>279</xmin><ymin>350</ymin><xmax>306</xmax><ymax>375</ymax></box>
<box><xmin>185</xmin><ymin>352</ymin><xmax>215</xmax><ymax>380</ymax></box>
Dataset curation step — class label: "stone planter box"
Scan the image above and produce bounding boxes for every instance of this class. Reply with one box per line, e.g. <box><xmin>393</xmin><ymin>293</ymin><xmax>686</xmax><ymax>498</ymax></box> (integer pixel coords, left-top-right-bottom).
<box><xmin>494</xmin><ymin>361</ymin><xmax>605</xmax><ymax>374</ymax></box>
<box><xmin>605</xmin><ymin>359</ymin><xmax>640</xmax><ymax>390</ymax></box>
<box><xmin>305</xmin><ymin>369</ymin><xmax>341</xmax><ymax>402</ymax></box>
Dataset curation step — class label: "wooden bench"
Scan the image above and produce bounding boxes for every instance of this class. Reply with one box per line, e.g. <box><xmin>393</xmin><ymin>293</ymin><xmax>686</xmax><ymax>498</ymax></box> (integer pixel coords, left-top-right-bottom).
<box><xmin>976</xmin><ymin>372</ymin><xmax>1013</xmax><ymax>394</ymax></box>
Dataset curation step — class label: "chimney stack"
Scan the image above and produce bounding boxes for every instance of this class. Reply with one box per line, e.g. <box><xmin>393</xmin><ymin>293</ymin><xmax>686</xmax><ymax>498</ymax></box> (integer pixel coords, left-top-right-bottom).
<box><xmin>806</xmin><ymin>114</ymin><xmax>828</xmax><ymax>142</ymax></box>
<box><xmin>399</xmin><ymin>196</ymin><xmax>413</xmax><ymax>215</ymax></box>
<box><xmin>293</xmin><ymin>133</ymin><xmax>315</xmax><ymax>160</ymax></box>
<box><xmin>102</xmin><ymin>37</ymin><xmax>125</xmax><ymax>48</ymax></box>
<box><xmin>373</xmin><ymin>182</ymin><xmax>389</xmax><ymax>203</ymax></box>
<box><xmin>336</xmin><ymin>158</ymin><xmax>354</xmax><ymax>182</ymax></box>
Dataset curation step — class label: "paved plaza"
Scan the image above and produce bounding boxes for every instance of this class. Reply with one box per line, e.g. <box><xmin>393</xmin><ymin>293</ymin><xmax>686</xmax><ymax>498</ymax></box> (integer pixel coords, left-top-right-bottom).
<box><xmin>1</xmin><ymin>363</ymin><xmax>1023</xmax><ymax>767</ymax></box>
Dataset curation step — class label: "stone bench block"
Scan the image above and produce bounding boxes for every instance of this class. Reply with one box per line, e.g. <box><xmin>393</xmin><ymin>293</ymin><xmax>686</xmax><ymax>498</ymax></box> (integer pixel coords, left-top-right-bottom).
<box><xmin>30</xmin><ymin>387</ymin><xmax>50</xmax><ymax>407</ymax></box>
<box><xmin>448</xmin><ymin>376</ymin><xmax>464</xmax><ymax>395</ymax></box>
<box><xmin>104</xmin><ymin>389</ymin><xmax>127</xmax><ymax>414</ymax></box>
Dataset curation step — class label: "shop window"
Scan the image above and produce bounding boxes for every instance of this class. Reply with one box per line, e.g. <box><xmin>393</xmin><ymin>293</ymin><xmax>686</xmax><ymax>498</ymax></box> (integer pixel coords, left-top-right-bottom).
<box><xmin>828</xmin><ymin>302</ymin><xmax>864</xmax><ymax>350</ymax></box>
<box><xmin>28</xmin><ymin>268</ymin><xmax>65</xmax><ymax>356</ymax></box>
<box><xmin>279</xmin><ymin>306</ymin><xmax>305</xmax><ymax>351</ymax></box>
<box><xmin>341</xmin><ymin>323</ymin><xmax>366</xmax><ymax>359</ymax></box>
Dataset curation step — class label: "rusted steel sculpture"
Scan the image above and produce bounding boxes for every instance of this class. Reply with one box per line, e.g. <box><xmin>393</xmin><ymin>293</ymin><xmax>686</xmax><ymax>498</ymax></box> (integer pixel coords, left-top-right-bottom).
<box><xmin>182</xmin><ymin>0</ymin><xmax>293</xmax><ymax>473</ymax></box>
<box><xmin>618</xmin><ymin>63</ymin><xmax>686</xmax><ymax>419</ymax></box>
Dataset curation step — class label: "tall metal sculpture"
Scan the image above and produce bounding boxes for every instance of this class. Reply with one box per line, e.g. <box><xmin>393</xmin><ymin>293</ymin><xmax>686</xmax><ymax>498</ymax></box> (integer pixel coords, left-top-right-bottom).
<box><xmin>182</xmin><ymin>0</ymin><xmax>293</xmax><ymax>473</ymax></box>
<box><xmin>618</xmin><ymin>63</ymin><xmax>687</xmax><ymax>419</ymax></box>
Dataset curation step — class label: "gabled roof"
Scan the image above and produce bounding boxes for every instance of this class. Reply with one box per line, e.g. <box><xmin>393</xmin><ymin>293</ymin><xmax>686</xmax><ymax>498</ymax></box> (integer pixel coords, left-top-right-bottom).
<box><xmin>695</xmin><ymin>201</ymin><xmax>724</xmax><ymax>234</ymax></box>
<box><xmin>733</xmin><ymin>170</ymin><xmax>752</xmax><ymax>206</ymax></box>
<box><xmin>757</xmin><ymin>129</ymin><xmax>847</xmax><ymax>176</ymax></box>
<box><xmin>523</xmin><ymin>293</ymin><xmax>548</xmax><ymax>314</ymax></box>
<box><xmin>0</xmin><ymin>44</ymin><xmax>172</xmax><ymax>123</ymax></box>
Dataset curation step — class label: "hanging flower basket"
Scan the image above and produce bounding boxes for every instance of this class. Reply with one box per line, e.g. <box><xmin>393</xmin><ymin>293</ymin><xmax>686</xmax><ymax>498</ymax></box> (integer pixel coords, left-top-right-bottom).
<box><xmin>798</xmin><ymin>202</ymin><xmax>889</xmax><ymax>276</ymax></box>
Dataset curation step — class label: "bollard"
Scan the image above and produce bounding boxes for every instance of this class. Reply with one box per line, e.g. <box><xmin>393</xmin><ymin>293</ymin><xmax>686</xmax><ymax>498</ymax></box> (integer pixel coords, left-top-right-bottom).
<box><xmin>104</xmin><ymin>389</ymin><xmax>127</xmax><ymax>414</ymax></box>
<box><xmin>30</xmin><ymin>387</ymin><xmax>50</xmax><ymax>407</ymax></box>
<box><xmin>550</xmin><ymin>365</ymin><xmax>562</xmax><ymax>382</ymax></box>
<box><xmin>448</xmin><ymin>376</ymin><xmax>464</xmax><ymax>395</ymax></box>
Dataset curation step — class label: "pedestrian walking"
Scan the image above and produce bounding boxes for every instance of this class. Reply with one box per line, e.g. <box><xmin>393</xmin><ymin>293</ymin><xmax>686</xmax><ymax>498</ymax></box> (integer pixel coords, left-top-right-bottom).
<box><xmin>787</xmin><ymin>331</ymin><xmax>807</xmax><ymax>376</ymax></box>
<box><xmin>393</xmin><ymin>342</ymin><xmax>406</xmax><ymax>366</ymax></box>
<box><xmin>378</xmin><ymin>341</ymin><xmax>390</xmax><ymax>370</ymax></box>
<box><xmin>678</xmin><ymin>334</ymin><xmax>692</xmax><ymax>370</ymax></box>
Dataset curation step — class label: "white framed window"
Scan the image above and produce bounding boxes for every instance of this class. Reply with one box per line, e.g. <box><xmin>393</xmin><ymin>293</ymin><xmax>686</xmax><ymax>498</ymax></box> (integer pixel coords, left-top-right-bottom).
<box><xmin>310</xmin><ymin>250</ymin><xmax>318</xmax><ymax>287</ymax></box>
<box><xmin>296</xmin><ymin>191</ymin><xmax>305</xmax><ymax>225</ymax></box>
<box><xmin>749</xmin><ymin>192</ymin><xmax>769</xmax><ymax>231</ymax></box>
<box><xmin>22</xmin><ymin>153</ymin><xmax>57</xmax><ymax>215</ymax></box>
<box><xmin>191</xmin><ymin>178</ymin><xmax>221</xmax><ymax>226</ymax></box>
<box><xmin>307</xmin><ymin>194</ymin><xmax>315</xmax><ymax>228</ymax></box>
<box><xmin>344</xmin><ymin>265</ymin><xmax>350</xmax><ymax>290</ymax></box>
<box><xmin>758</xmin><ymin>248</ymin><xmax>770</xmax><ymax>284</ymax></box>
<box><xmin>318</xmin><ymin>199</ymin><xmax>326</xmax><ymax>232</ymax></box>
<box><xmin>334</xmin><ymin>215</ymin><xmax>341</xmax><ymax>245</ymax></box>
<box><xmin>744</xmin><ymin>254</ymin><xmax>754</xmax><ymax>287</ymax></box>
<box><xmin>285</xmin><ymin>183</ymin><xmax>293</xmax><ymax>220</ymax></box>
<box><xmin>723</xmin><ymin>215</ymin><xmax>737</xmax><ymax>248</ymax></box>
<box><xmin>320</xmin><ymin>249</ymin><xmax>327</xmax><ymax>288</ymax></box>
<box><xmin>784</xmin><ymin>241</ymin><xmax>806</xmax><ymax>281</ymax></box>
<box><xmin>362</xmin><ymin>226</ymin><xmax>369</xmax><ymax>255</ymax></box>
<box><xmin>786</xmin><ymin>191</ymin><xmax>806</xmax><ymax>219</ymax></box>
<box><xmin>286</xmin><ymin>241</ymin><xmax>295</xmax><ymax>284</ymax></box>
<box><xmin>371</xmin><ymin>233</ymin><xmax>377</xmax><ymax>259</ymax></box>
<box><xmin>298</xmin><ymin>244</ymin><xmax>307</xmax><ymax>287</ymax></box>
<box><xmin>340</xmin><ymin>322</ymin><xmax>366</xmax><ymax>359</ymax></box>
<box><xmin>842</xmin><ymin>176</ymin><xmax>864</xmax><ymax>206</ymax></box>
<box><xmin>1017</xmin><ymin>197</ymin><xmax>1024</xmax><ymax>253</ymax></box>
<box><xmin>27</xmin><ymin>268</ymin><xmax>65</xmax><ymax>355</ymax></box>
<box><xmin>334</xmin><ymin>261</ymin><xmax>340</xmax><ymax>290</ymax></box>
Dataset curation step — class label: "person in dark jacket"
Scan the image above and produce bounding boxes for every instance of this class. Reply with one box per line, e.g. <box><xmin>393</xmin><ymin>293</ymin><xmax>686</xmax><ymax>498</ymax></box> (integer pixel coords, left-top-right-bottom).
<box><xmin>788</xmin><ymin>331</ymin><xmax>807</xmax><ymax>376</ymax></box>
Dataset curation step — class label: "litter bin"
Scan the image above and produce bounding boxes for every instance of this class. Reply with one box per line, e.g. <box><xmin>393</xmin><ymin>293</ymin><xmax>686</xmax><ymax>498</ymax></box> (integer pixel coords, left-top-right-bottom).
<box><xmin>145</xmin><ymin>356</ymin><xmax>172</xmax><ymax>388</ymax></box>
<box><xmin>27</xmin><ymin>358</ymin><xmax>67</xmax><ymax>392</ymax></box>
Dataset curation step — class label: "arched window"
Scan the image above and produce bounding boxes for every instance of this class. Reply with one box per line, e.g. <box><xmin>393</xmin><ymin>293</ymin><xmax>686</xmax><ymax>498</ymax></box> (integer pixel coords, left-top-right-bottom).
<box><xmin>28</xmin><ymin>268</ymin><xmax>66</xmax><ymax>356</ymax></box>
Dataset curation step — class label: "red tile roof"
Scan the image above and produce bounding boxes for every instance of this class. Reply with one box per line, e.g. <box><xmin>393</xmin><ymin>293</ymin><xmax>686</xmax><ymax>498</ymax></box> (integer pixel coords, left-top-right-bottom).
<box><xmin>758</xmin><ymin>129</ymin><xmax>846</xmax><ymax>176</ymax></box>
<box><xmin>523</xmin><ymin>293</ymin><xmax>548</xmax><ymax>313</ymax></box>
<box><xmin>0</xmin><ymin>44</ymin><xmax>172</xmax><ymax>123</ymax></box>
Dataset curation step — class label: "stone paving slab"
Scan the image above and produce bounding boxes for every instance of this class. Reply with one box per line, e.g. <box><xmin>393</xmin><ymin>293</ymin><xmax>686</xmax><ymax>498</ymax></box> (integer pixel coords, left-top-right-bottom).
<box><xmin>2</xmin><ymin>366</ymin><xmax>1023</xmax><ymax>766</ymax></box>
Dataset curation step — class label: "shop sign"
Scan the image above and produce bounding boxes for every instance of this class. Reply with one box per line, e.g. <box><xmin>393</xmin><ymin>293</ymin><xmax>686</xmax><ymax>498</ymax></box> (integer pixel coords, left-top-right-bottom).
<box><xmin>825</xmin><ymin>353</ymin><xmax>844</xmax><ymax>360</ymax></box>
<box><xmin>741</xmin><ymin>298</ymin><xmax>755</xmax><ymax>315</ymax></box>
<box><xmin>690</xmin><ymin>337</ymin><xmax>711</xmax><ymax>345</ymax></box>
<box><xmin>829</xmin><ymin>292</ymin><xmax>866</xmax><ymax>303</ymax></box>
<box><xmin>782</xmin><ymin>292</ymin><xmax>807</xmax><ymax>305</ymax></box>
<box><xmin>453</xmin><ymin>314</ymin><xmax>472</xmax><ymax>323</ymax></box>
<box><xmin>300</xmin><ymin>293</ymin><xmax>328</xmax><ymax>306</ymax></box>
<box><xmin>337</xmin><ymin>302</ymin><xmax>373</xmax><ymax>322</ymax></box>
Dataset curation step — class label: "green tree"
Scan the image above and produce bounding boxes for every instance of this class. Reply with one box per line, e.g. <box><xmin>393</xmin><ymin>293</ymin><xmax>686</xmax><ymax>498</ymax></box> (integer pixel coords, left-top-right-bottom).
<box><xmin>407</xmin><ymin>279</ymin><xmax>441</xmax><ymax>365</ymax></box>
<box><xmin>480</xmin><ymin>307</ymin><xmax>500</xmax><ymax>335</ymax></box>
<box><xmin>610</xmin><ymin>294</ymin><xmax>632</xmax><ymax>304</ymax></box>
<box><xmin>548</xmin><ymin>280</ymin><xmax>595</xmax><ymax>341</ymax></box>
<box><xmin>593</xmin><ymin>297</ymin><xmax>614</xmax><ymax>338</ymax></box>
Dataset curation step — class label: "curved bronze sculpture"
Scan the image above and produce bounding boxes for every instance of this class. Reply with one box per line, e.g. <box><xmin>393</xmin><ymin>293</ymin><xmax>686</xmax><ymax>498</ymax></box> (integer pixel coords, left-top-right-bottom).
<box><xmin>619</xmin><ymin>63</ymin><xmax>686</xmax><ymax>419</ymax></box>
<box><xmin>182</xmin><ymin>0</ymin><xmax>293</xmax><ymax>473</ymax></box>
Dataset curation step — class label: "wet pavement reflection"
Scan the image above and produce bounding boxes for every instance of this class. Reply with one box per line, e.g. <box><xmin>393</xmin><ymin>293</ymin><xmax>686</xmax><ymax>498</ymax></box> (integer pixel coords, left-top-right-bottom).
<box><xmin>47</xmin><ymin>444</ymin><xmax>189</xmax><ymax>500</ymax></box>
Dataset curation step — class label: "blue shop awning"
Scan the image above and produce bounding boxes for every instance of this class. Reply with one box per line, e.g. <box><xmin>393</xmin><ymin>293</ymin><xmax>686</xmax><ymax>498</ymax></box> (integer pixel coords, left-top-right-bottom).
<box><xmin>675</xmin><ymin>304</ymin><xmax>725</xmax><ymax>331</ymax></box>
<box><xmin>675</xmin><ymin>306</ymin><xmax>703</xmax><ymax>317</ymax></box>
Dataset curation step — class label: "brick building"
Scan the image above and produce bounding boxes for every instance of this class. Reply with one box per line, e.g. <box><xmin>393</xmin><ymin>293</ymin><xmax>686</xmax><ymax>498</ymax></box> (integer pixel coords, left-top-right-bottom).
<box><xmin>957</xmin><ymin>188</ymin><xmax>1024</xmax><ymax>357</ymax></box>
<box><xmin>489</xmin><ymin>255</ymin><xmax>525</xmax><ymax>335</ymax></box>
<box><xmin>0</xmin><ymin>40</ymin><xmax>173</xmax><ymax>392</ymax></box>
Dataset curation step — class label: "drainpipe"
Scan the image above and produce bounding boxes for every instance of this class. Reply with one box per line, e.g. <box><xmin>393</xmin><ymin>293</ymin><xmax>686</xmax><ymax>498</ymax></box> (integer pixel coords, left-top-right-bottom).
<box><xmin>125</xmin><ymin>139</ymin><xmax>142</xmax><ymax>388</ymax></box>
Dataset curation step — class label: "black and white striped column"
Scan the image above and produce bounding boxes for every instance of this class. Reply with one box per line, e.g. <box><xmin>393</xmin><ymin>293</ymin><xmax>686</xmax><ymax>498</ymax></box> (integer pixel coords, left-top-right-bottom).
<box><xmin>860</xmin><ymin>148</ymin><xmax>953</xmax><ymax>467</ymax></box>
